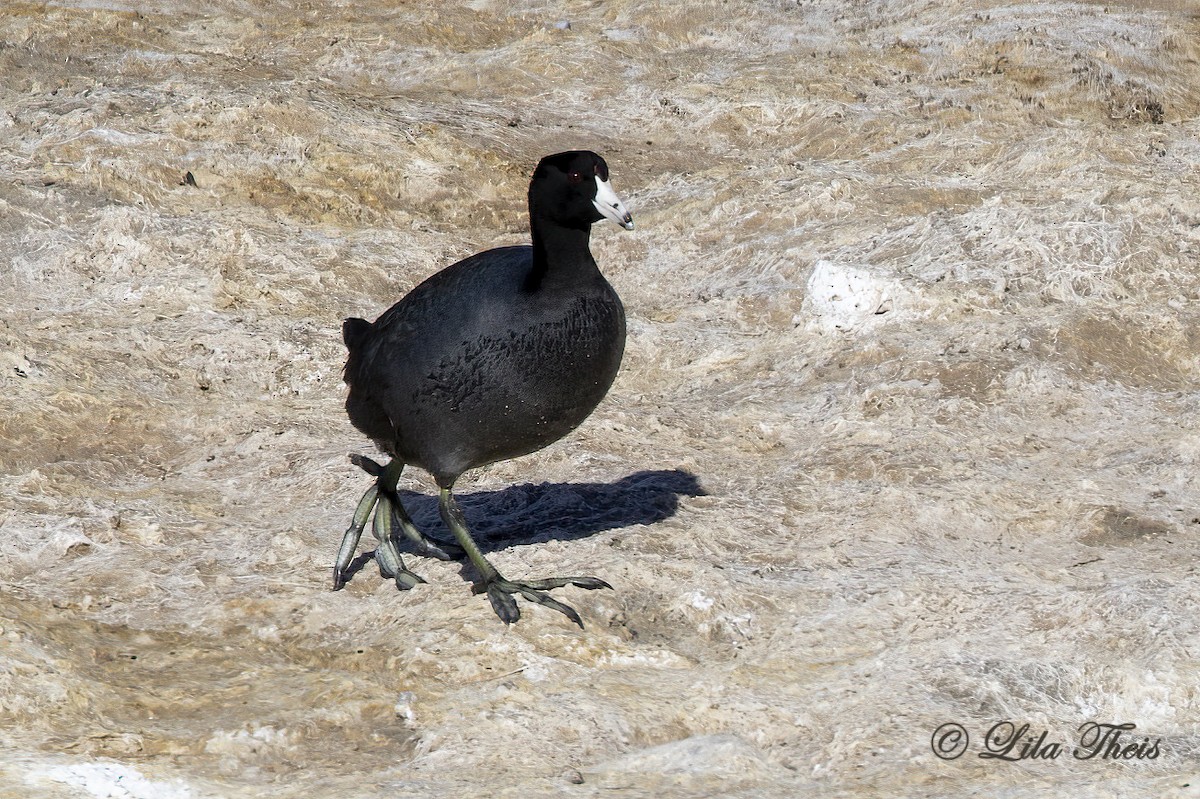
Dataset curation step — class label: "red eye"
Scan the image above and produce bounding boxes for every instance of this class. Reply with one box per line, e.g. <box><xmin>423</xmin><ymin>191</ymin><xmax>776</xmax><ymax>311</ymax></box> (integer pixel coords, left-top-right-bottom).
<box><xmin>567</xmin><ymin>170</ymin><xmax>584</xmax><ymax>184</ymax></box>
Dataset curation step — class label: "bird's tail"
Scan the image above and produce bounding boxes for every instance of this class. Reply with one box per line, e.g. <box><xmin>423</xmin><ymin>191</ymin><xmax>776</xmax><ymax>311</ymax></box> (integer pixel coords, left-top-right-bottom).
<box><xmin>341</xmin><ymin>317</ymin><xmax>372</xmax><ymax>384</ymax></box>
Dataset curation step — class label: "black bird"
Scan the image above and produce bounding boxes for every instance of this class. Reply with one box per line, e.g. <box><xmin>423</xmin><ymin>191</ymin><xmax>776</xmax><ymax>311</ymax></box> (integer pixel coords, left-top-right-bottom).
<box><xmin>335</xmin><ymin>150</ymin><xmax>634</xmax><ymax>627</ymax></box>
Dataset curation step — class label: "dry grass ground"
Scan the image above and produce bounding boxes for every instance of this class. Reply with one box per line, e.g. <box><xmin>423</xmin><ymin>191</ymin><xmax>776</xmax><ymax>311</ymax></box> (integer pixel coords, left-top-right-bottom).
<box><xmin>2</xmin><ymin>0</ymin><xmax>1200</xmax><ymax>796</ymax></box>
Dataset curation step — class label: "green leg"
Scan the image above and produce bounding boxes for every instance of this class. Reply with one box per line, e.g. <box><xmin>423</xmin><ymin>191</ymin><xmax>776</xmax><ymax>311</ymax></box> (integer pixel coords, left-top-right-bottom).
<box><xmin>333</xmin><ymin>482</ymin><xmax>379</xmax><ymax>589</ymax></box>
<box><xmin>437</xmin><ymin>486</ymin><xmax>612</xmax><ymax>629</ymax></box>
<box><xmin>371</xmin><ymin>460</ymin><xmax>426</xmax><ymax>590</ymax></box>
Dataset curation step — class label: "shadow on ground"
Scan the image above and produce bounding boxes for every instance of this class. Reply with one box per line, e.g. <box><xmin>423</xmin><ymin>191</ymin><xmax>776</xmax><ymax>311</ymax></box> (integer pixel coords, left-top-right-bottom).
<box><xmin>339</xmin><ymin>469</ymin><xmax>705</xmax><ymax>582</ymax></box>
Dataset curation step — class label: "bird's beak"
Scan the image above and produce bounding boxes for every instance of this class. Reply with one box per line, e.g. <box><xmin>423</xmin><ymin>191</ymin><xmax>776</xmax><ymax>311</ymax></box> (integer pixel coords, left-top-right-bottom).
<box><xmin>593</xmin><ymin>177</ymin><xmax>634</xmax><ymax>230</ymax></box>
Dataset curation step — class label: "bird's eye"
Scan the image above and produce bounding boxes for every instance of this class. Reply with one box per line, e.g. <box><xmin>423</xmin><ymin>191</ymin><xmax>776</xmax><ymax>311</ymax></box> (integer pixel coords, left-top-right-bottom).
<box><xmin>567</xmin><ymin>170</ymin><xmax>584</xmax><ymax>185</ymax></box>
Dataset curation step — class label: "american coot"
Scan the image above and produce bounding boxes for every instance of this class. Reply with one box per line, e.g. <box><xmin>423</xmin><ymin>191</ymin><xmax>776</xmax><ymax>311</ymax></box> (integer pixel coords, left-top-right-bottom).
<box><xmin>334</xmin><ymin>150</ymin><xmax>634</xmax><ymax>628</ymax></box>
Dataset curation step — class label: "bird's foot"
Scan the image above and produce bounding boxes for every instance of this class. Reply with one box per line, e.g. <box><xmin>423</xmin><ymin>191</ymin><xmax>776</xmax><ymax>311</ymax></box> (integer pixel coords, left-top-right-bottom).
<box><xmin>333</xmin><ymin>481</ymin><xmax>380</xmax><ymax>590</ymax></box>
<box><xmin>371</xmin><ymin>491</ymin><xmax>427</xmax><ymax>590</ymax></box>
<box><xmin>406</xmin><ymin>531</ymin><xmax>464</xmax><ymax>562</ymax></box>
<box><xmin>436</xmin><ymin>485</ymin><xmax>609</xmax><ymax>628</ymax></box>
<box><xmin>472</xmin><ymin>575</ymin><xmax>612</xmax><ymax>629</ymax></box>
<box><xmin>350</xmin><ymin>453</ymin><xmax>386</xmax><ymax>477</ymax></box>
<box><xmin>373</xmin><ymin>547</ymin><xmax>427</xmax><ymax>590</ymax></box>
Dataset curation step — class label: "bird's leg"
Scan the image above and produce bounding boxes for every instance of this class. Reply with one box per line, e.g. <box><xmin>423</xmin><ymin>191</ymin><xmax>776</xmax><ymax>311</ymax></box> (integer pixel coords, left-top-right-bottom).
<box><xmin>371</xmin><ymin>460</ymin><xmax>427</xmax><ymax>590</ymax></box>
<box><xmin>333</xmin><ymin>482</ymin><xmax>379</xmax><ymax>590</ymax></box>
<box><xmin>437</xmin><ymin>486</ymin><xmax>612</xmax><ymax>629</ymax></box>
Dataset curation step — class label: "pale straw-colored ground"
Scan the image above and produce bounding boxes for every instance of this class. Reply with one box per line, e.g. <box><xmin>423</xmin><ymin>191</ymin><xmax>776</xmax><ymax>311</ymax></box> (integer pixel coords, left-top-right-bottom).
<box><xmin>2</xmin><ymin>0</ymin><xmax>1199</xmax><ymax>796</ymax></box>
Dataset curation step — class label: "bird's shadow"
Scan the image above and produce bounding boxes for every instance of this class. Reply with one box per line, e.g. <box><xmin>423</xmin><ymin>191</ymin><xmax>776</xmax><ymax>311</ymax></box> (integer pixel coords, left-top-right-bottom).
<box><xmin>340</xmin><ymin>469</ymin><xmax>705</xmax><ymax>582</ymax></box>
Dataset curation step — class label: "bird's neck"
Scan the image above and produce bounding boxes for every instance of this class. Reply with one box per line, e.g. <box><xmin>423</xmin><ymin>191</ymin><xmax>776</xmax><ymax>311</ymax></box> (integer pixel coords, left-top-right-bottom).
<box><xmin>526</xmin><ymin>221</ymin><xmax>598</xmax><ymax>292</ymax></box>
